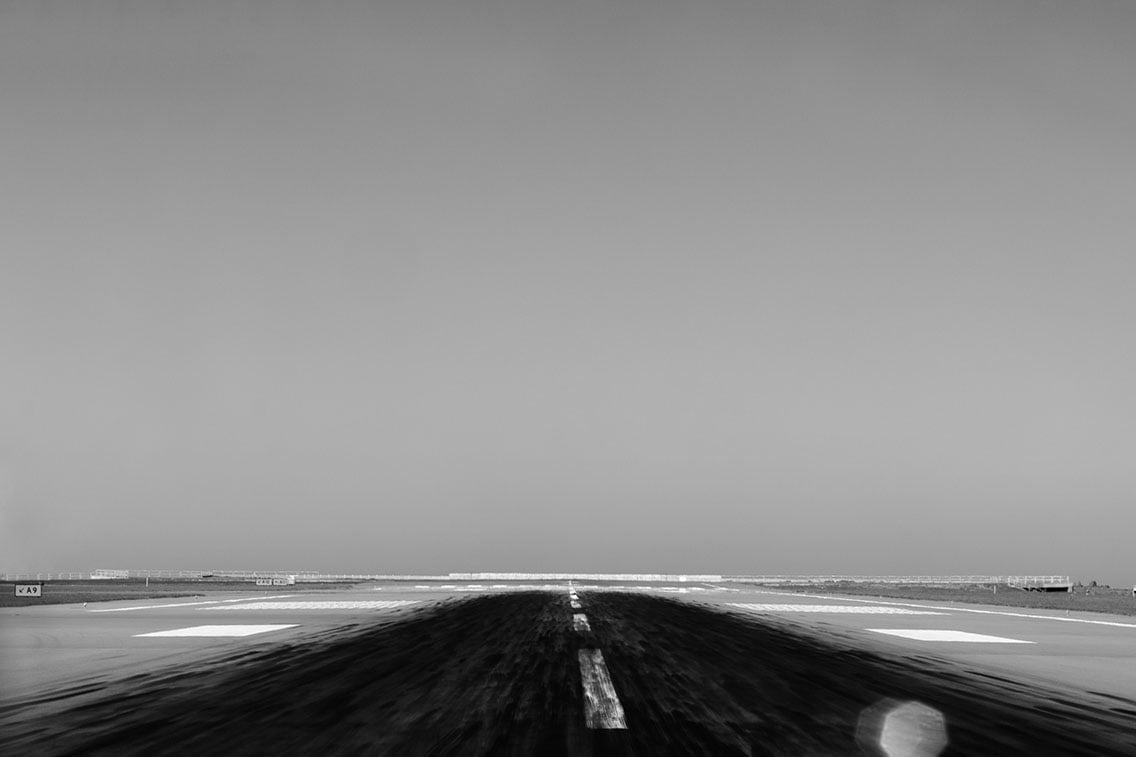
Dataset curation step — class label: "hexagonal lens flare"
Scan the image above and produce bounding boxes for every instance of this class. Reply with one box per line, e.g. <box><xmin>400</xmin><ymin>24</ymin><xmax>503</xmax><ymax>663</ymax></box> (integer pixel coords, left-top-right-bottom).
<box><xmin>857</xmin><ymin>699</ymin><xmax>949</xmax><ymax>757</ymax></box>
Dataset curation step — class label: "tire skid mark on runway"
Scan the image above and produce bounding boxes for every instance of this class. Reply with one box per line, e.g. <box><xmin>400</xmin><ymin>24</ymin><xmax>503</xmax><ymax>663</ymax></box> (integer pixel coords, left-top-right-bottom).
<box><xmin>3</xmin><ymin>593</ymin><xmax>590</xmax><ymax>755</ymax></box>
<box><xmin>750</xmin><ymin>590</ymin><xmax>1136</xmax><ymax>628</ymax></box>
<box><xmin>583</xmin><ymin>591</ymin><xmax>1136</xmax><ymax>755</ymax></box>
<box><xmin>4</xmin><ymin>592</ymin><xmax>1133</xmax><ymax>755</ymax></box>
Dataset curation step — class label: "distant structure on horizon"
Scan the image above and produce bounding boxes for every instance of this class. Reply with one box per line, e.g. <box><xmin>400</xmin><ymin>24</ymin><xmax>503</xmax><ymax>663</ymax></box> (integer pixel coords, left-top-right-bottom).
<box><xmin>732</xmin><ymin>575</ymin><xmax>1073</xmax><ymax>592</ymax></box>
<box><xmin>0</xmin><ymin>570</ymin><xmax>1074</xmax><ymax>592</ymax></box>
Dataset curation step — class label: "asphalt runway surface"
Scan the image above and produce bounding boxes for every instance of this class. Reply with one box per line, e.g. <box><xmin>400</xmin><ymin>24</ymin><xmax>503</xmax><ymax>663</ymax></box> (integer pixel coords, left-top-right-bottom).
<box><xmin>1</xmin><ymin>583</ymin><xmax>1134</xmax><ymax>755</ymax></box>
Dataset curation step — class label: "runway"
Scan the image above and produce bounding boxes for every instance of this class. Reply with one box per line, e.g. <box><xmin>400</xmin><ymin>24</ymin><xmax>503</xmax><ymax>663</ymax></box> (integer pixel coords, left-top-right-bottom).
<box><xmin>1</xmin><ymin>583</ymin><xmax>1133</xmax><ymax>755</ymax></box>
<box><xmin>707</xmin><ymin>584</ymin><xmax>1136</xmax><ymax>704</ymax></box>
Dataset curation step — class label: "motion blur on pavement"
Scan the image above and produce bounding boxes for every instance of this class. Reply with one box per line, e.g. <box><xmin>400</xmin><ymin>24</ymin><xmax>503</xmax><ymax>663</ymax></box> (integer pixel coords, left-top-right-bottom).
<box><xmin>2</xmin><ymin>591</ymin><xmax>1133</xmax><ymax>756</ymax></box>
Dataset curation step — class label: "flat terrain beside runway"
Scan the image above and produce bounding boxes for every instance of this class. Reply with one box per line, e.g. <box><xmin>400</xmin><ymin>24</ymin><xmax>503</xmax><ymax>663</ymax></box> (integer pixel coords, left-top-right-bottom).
<box><xmin>0</xmin><ymin>583</ymin><xmax>467</xmax><ymax>704</ymax></box>
<box><xmin>2</xmin><ymin>587</ymin><xmax>1134</xmax><ymax>755</ymax></box>
<box><xmin>0</xmin><ymin>580</ymin><xmax>358</xmax><ymax>607</ymax></box>
<box><xmin>703</xmin><ymin>585</ymin><xmax>1136</xmax><ymax>703</ymax></box>
<box><xmin>745</xmin><ymin>582</ymin><xmax>1136</xmax><ymax>616</ymax></box>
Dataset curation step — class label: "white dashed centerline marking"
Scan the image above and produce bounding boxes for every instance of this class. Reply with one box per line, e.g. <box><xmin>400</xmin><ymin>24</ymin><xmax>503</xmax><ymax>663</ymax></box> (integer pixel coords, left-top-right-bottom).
<box><xmin>134</xmin><ymin>625</ymin><xmax>298</xmax><ymax>638</ymax></box>
<box><xmin>868</xmin><ymin>629</ymin><xmax>1036</xmax><ymax>644</ymax></box>
<box><xmin>573</xmin><ymin>614</ymin><xmax>592</xmax><ymax>632</ymax></box>
<box><xmin>578</xmin><ymin>649</ymin><xmax>628</xmax><ymax>729</ymax></box>
<box><xmin>570</xmin><ymin>600</ymin><xmax>583</xmax><ymax>610</ymax></box>
<box><xmin>729</xmin><ymin>603</ymin><xmax>945</xmax><ymax>615</ymax></box>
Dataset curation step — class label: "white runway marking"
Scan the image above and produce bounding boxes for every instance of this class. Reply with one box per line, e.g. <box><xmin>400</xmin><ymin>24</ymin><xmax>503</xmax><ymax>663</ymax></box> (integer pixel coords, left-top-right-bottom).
<box><xmin>868</xmin><ymin>629</ymin><xmax>1036</xmax><ymax>644</ymax></box>
<box><xmin>753</xmin><ymin>590</ymin><xmax>1136</xmax><ymax>629</ymax></box>
<box><xmin>203</xmin><ymin>600</ymin><xmax>419</xmax><ymax>611</ymax></box>
<box><xmin>571</xmin><ymin>600</ymin><xmax>583</xmax><ymax>609</ymax></box>
<box><xmin>134</xmin><ymin>624</ymin><xmax>298</xmax><ymax>638</ymax></box>
<box><xmin>573</xmin><ymin>613</ymin><xmax>592</xmax><ymax>632</ymax></box>
<box><xmin>729</xmin><ymin>603</ymin><xmax>945</xmax><ymax>615</ymax></box>
<box><xmin>93</xmin><ymin>599</ymin><xmax>228</xmax><ymax>612</ymax></box>
<box><xmin>90</xmin><ymin>595</ymin><xmax>298</xmax><ymax>612</ymax></box>
<box><xmin>578</xmin><ymin>649</ymin><xmax>628</xmax><ymax>729</ymax></box>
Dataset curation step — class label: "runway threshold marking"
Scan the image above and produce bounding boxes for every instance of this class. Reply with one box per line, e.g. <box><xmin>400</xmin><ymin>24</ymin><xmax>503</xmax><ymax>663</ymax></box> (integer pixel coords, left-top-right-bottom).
<box><xmin>868</xmin><ymin>629</ymin><xmax>1036</xmax><ymax>644</ymax></box>
<box><xmin>729</xmin><ymin>603</ymin><xmax>945</xmax><ymax>615</ymax></box>
<box><xmin>134</xmin><ymin>624</ymin><xmax>299</xmax><ymax>638</ymax></box>
<box><xmin>753</xmin><ymin>591</ymin><xmax>1136</xmax><ymax>629</ymax></box>
<box><xmin>578</xmin><ymin>649</ymin><xmax>628</xmax><ymax>729</ymax></box>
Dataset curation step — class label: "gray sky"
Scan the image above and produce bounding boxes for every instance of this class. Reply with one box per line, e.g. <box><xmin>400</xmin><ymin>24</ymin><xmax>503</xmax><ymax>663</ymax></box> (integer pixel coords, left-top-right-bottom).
<box><xmin>2</xmin><ymin>0</ymin><xmax>1134</xmax><ymax>584</ymax></box>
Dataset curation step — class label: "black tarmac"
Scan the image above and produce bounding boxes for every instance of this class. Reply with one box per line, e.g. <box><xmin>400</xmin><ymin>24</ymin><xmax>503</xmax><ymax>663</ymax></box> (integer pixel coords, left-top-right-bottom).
<box><xmin>2</xmin><ymin>592</ymin><xmax>1133</xmax><ymax>755</ymax></box>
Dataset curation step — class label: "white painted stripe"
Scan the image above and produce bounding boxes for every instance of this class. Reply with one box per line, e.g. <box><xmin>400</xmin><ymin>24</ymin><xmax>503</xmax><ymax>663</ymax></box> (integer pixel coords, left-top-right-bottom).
<box><xmin>93</xmin><ymin>599</ymin><xmax>225</xmax><ymax>612</ymax></box>
<box><xmin>135</xmin><ymin>624</ymin><xmax>298</xmax><ymax>638</ymax></box>
<box><xmin>578</xmin><ymin>649</ymin><xmax>628</xmax><ymax>729</ymax></box>
<box><xmin>749</xmin><ymin>590</ymin><xmax>1136</xmax><ymax>629</ymax></box>
<box><xmin>573</xmin><ymin>613</ymin><xmax>592</xmax><ymax>632</ymax></box>
<box><xmin>90</xmin><ymin>595</ymin><xmax>298</xmax><ymax>613</ymax></box>
<box><xmin>204</xmin><ymin>600</ymin><xmax>419</xmax><ymax>610</ymax></box>
<box><xmin>868</xmin><ymin>629</ymin><xmax>1036</xmax><ymax>644</ymax></box>
<box><xmin>728</xmin><ymin>603</ymin><xmax>945</xmax><ymax>615</ymax></box>
<box><xmin>571</xmin><ymin>599</ymin><xmax>583</xmax><ymax>609</ymax></box>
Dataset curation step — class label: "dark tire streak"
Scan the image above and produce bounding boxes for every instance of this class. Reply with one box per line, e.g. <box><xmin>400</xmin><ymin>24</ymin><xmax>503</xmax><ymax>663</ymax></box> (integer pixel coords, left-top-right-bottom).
<box><xmin>2</xmin><ymin>592</ymin><xmax>1132</xmax><ymax>755</ymax></box>
<box><xmin>585</xmin><ymin>593</ymin><xmax>1136</xmax><ymax>756</ymax></box>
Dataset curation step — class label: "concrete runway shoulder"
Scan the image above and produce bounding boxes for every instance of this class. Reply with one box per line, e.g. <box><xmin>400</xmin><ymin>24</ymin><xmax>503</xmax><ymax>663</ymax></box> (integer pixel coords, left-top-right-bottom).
<box><xmin>2</xmin><ymin>590</ymin><xmax>1134</xmax><ymax>755</ymax></box>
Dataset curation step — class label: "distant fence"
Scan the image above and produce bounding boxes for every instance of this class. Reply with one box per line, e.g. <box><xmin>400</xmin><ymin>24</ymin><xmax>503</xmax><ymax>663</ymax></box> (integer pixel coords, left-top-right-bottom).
<box><xmin>1006</xmin><ymin>576</ymin><xmax>1074</xmax><ymax>591</ymax></box>
<box><xmin>0</xmin><ymin>571</ymin><xmax>1074</xmax><ymax>587</ymax></box>
<box><xmin>447</xmin><ymin>573</ymin><xmax>723</xmax><ymax>582</ymax></box>
<box><xmin>87</xmin><ymin>569</ymin><xmax>322</xmax><ymax>580</ymax></box>
<box><xmin>729</xmin><ymin>575</ymin><xmax>1072</xmax><ymax>586</ymax></box>
<box><xmin>83</xmin><ymin>570</ymin><xmax>725</xmax><ymax>582</ymax></box>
